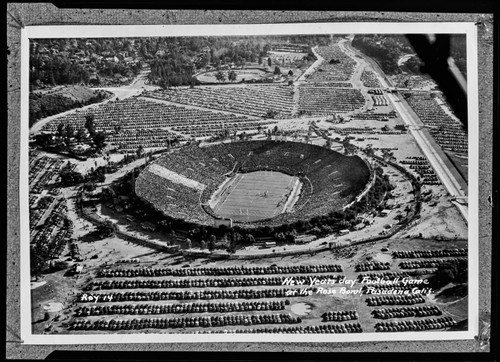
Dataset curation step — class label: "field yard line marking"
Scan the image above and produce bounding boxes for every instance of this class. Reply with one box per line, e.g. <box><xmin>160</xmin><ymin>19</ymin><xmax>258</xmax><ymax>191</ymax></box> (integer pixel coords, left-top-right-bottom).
<box><xmin>217</xmin><ymin>173</ymin><xmax>244</xmax><ymax>213</ymax></box>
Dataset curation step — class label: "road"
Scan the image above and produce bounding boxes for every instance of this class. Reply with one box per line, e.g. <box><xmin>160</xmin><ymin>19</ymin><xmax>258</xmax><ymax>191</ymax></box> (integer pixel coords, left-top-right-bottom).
<box><xmin>30</xmin><ymin>69</ymin><xmax>160</xmax><ymax>135</ymax></box>
<box><xmin>342</xmin><ymin>36</ymin><xmax>468</xmax><ymax>222</ymax></box>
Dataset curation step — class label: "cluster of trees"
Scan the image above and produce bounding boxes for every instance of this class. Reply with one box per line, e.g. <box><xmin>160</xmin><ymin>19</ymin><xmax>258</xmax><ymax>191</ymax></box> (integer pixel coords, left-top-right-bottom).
<box><xmin>213</xmin><ymin>70</ymin><xmax>238</xmax><ymax>83</ymax></box>
<box><xmin>147</xmin><ymin>35</ymin><xmax>322</xmax><ymax>87</ymax></box>
<box><xmin>30</xmin><ymin>244</ymin><xmax>71</xmax><ymax>277</ymax></box>
<box><xmin>30</xmin><ymin>35</ymin><xmax>327</xmax><ymax>90</ymax></box>
<box><xmin>30</xmin><ymin>38</ymin><xmax>143</xmax><ymax>88</ymax></box>
<box><xmin>352</xmin><ymin>34</ymin><xmax>466</xmax><ymax>79</ymax></box>
<box><xmin>428</xmin><ymin>258</ymin><xmax>468</xmax><ymax>289</ymax></box>
<box><xmin>29</xmin><ymin>90</ymin><xmax>108</xmax><ymax>126</ymax></box>
<box><xmin>351</xmin><ymin>34</ymin><xmax>415</xmax><ymax>75</ymax></box>
<box><xmin>35</xmin><ymin>114</ymin><xmax>107</xmax><ymax>157</ymax></box>
<box><xmin>149</xmin><ymin>58</ymin><xmax>200</xmax><ymax>88</ymax></box>
<box><xmin>30</xmin><ymin>56</ymin><xmax>91</xmax><ymax>86</ymax></box>
<box><xmin>59</xmin><ymin>164</ymin><xmax>108</xmax><ymax>187</ymax></box>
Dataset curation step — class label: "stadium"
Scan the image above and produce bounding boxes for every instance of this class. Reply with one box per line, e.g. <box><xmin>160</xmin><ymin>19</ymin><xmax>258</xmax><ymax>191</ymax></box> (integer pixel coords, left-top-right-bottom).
<box><xmin>135</xmin><ymin>140</ymin><xmax>372</xmax><ymax>227</ymax></box>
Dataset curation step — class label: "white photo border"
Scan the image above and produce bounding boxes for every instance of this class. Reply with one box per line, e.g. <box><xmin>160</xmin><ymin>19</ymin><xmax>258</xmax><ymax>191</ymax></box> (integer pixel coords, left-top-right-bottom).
<box><xmin>20</xmin><ymin>21</ymin><xmax>479</xmax><ymax>344</ymax></box>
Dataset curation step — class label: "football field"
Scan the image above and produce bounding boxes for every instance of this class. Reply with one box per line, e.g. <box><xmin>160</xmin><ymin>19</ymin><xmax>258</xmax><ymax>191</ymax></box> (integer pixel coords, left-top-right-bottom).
<box><xmin>213</xmin><ymin>171</ymin><xmax>300</xmax><ymax>222</ymax></box>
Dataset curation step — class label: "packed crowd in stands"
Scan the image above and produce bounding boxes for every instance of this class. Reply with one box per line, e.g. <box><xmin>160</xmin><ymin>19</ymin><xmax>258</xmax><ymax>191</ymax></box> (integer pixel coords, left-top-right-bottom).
<box><xmin>392</xmin><ymin>248</ymin><xmax>467</xmax><ymax>259</ymax></box>
<box><xmin>400</xmin><ymin>156</ymin><xmax>441</xmax><ymax>186</ymax></box>
<box><xmin>135</xmin><ymin>168</ymin><xmax>210</xmax><ymax>224</ymax></box>
<box><xmin>142</xmin><ymin>85</ymin><xmax>294</xmax><ymax>118</ymax></box>
<box><xmin>371</xmin><ymin>305</ymin><xmax>442</xmax><ymax>319</ymax></box>
<box><xmin>365</xmin><ymin>294</ymin><xmax>426</xmax><ymax>306</ymax></box>
<box><xmin>87</xmin><ymin>274</ymin><xmax>343</xmax><ymax>290</ymax></box>
<box><xmin>322</xmin><ymin>310</ymin><xmax>358</xmax><ymax>322</ymax></box>
<box><xmin>354</xmin><ymin>261</ymin><xmax>391</xmax><ymax>272</ymax></box>
<box><xmin>98</xmin><ymin>263</ymin><xmax>344</xmax><ymax>278</ymax></box>
<box><xmin>306</xmin><ymin>42</ymin><xmax>356</xmax><ymax>82</ymax></box>
<box><xmin>70</xmin><ymin>313</ymin><xmax>300</xmax><ymax>330</ymax></box>
<box><xmin>298</xmin><ymin>85</ymin><xmax>365</xmax><ymax>116</ymax></box>
<box><xmin>399</xmin><ymin>258</ymin><xmax>468</xmax><ymax>269</ymax></box>
<box><xmin>374</xmin><ymin>317</ymin><xmax>456</xmax><ymax>332</ymax></box>
<box><xmin>75</xmin><ymin>300</ymin><xmax>288</xmax><ymax>316</ymax></box>
<box><xmin>77</xmin><ymin>288</ymin><xmax>308</xmax><ymax>302</ymax></box>
<box><xmin>135</xmin><ymin>141</ymin><xmax>371</xmax><ymax>226</ymax></box>
<box><xmin>404</xmin><ymin>92</ymin><xmax>467</xmax><ymax>153</ymax></box>
<box><xmin>360</xmin><ymin>70</ymin><xmax>382</xmax><ymax>88</ymax></box>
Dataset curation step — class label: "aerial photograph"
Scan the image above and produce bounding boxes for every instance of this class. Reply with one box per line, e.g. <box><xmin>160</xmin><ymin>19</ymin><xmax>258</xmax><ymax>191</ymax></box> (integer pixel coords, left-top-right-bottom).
<box><xmin>27</xmin><ymin>32</ymin><xmax>469</xmax><ymax>337</ymax></box>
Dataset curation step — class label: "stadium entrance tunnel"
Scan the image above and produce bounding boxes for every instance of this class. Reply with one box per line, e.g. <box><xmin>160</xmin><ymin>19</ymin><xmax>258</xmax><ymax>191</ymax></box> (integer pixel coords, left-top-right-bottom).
<box><xmin>208</xmin><ymin>170</ymin><xmax>302</xmax><ymax>223</ymax></box>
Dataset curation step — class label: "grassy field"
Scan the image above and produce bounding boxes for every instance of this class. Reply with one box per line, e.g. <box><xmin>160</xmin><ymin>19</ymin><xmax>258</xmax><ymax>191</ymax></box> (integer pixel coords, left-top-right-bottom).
<box><xmin>213</xmin><ymin>171</ymin><xmax>299</xmax><ymax>222</ymax></box>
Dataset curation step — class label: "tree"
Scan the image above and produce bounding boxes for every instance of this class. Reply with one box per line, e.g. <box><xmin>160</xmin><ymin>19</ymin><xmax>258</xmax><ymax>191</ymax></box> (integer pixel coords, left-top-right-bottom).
<box><xmin>56</xmin><ymin>123</ymin><xmax>66</xmax><ymax>139</ymax></box>
<box><xmin>245</xmin><ymin>233</ymin><xmax>255</xmax><ymax>244</ymax></box>
<box><xmin>288</xmin><ymin>70</ymin><xmax>294</xmax><ymax>76</ymax></box>
<box><xmin>208</xmin><ymin>235</ymin><xmax>216</xmax><ymax>253</ymax></box>
<box><xmin>87</xmin><ymin>166</ymin><xmax>106</xmax><ymax>183</ymax></box>
<box><xmin>75</xmin><ymin>127</ymin><xmax>87</xmax><ymax>142</ymax></box>
<box><xmin>215</xmin><ymin>70</ymin><xmax>226</xmax><ymax>82</ymax></box>
<box><xmin>267</xmin><ymin>57</ymin><xmax>272</xmax><ymax>67</ymax></box>
<box><xmin>136</xmin><ymin>145</ymin><xmax>144</xmax><ymax>158</ymax></box>
<box><xmin>93</xmin><ymin>132</ymin><xmax>107</xmax><ymax>152</ymax></box>
<box><xmin>85</xmin><ymin>114</ymin><xmax>96</xmax><ymax>136</ymax></box>
<box><xmin>274</xmin><ymin>66</ymin><xmax>281</xmax><ymax>75</ymax></box>
<box><xmin>60</xmin><ymin>165</ymin><xmax>84</xmax><ymax>186</ymax></box>
<box><xmin>228</xmin><ymin>70</ymin><xmax>237</xmax><ymax>82</ymax></box>
<box><xmin>64</xmin><ymin>123</ymin><xmax>75</xmax><ymax>140</ymax></box>
<box><xmin>96</xmin><ymin>220</ymin><xmax>116</xmax><ymax>238</ymax></box>
<box><xmin>35</xmin><ymin>133</ymin><xmax>54</xmax><ymax>147</ymax></box>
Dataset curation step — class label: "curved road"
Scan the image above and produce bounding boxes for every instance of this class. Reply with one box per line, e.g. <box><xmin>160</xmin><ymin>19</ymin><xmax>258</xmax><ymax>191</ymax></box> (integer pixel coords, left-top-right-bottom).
<box><xmin>30</xmin><ymin>69</ymin><xmax>159</xmax><ymax>135</ymax></box>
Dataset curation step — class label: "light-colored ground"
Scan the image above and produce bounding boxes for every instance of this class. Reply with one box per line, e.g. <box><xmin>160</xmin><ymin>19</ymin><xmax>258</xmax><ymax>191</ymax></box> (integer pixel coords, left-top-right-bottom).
<box><xmin>37</xmin><ymin>236</ymin><xmax>468</xmax><ymax>335</ymax></box>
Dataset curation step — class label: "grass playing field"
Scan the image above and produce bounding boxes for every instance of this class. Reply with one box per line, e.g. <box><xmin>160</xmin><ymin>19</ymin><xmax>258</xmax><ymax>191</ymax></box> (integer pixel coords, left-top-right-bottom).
<box><xmin>213</xmin><ymin>171</ymin><xmax>300</xmax><ymax>222</ymax></box>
